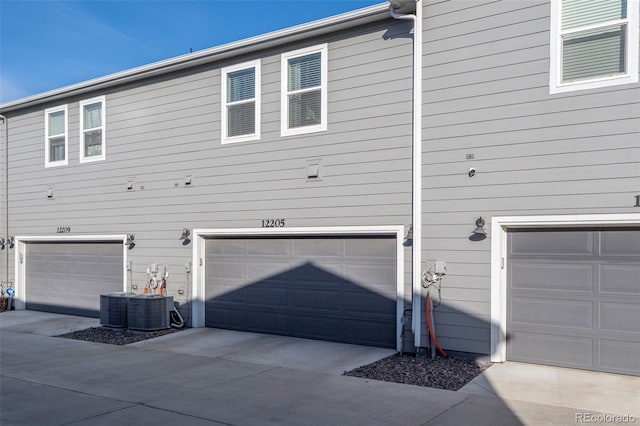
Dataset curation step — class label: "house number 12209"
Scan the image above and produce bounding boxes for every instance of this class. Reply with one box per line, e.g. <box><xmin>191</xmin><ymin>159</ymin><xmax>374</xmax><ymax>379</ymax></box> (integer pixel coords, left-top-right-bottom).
<box><xmin>261</xmin><ymin>219</ymin><xmax>285</xmax><ymax>228</ymax></box>
<box><xmin>56</xmin><ymin>226</ymin><xmax>71</xmax><ymax>233</ymax></box>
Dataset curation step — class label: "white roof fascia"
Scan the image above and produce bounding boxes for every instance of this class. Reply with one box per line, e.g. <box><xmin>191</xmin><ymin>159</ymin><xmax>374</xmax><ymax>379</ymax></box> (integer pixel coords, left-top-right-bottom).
<box><xmin>0</xmin><ymin>3</ymin><xmax>389</xmax><ymax>113</ymax></box>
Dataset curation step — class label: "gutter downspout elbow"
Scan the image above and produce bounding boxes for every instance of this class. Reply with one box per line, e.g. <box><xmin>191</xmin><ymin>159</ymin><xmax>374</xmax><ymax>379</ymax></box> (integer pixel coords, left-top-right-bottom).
<box><xmin>388</xmin><ymin>0</ymin><xmax>423</xmax><ymax>350</ymax></box>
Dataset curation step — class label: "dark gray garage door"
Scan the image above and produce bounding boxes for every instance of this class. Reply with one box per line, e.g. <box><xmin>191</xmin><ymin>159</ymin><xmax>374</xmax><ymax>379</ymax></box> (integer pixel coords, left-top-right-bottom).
<box><xmin>25</xmin><ymin>242</ymin><xmax>124</xmax><ymax>317</ymax></box>
<box><xmin>507</xmin><ymin>228</ymin><xmax>640</xmax><ymax>375</ymax></box>
<box><xmin>205</xmin><ymin>236</ymin><xmax>397</xmax><ymax>348</ymax></box>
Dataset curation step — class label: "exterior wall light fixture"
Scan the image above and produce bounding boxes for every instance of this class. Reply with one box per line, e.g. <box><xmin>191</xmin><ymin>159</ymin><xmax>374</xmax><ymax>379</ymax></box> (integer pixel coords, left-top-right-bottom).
<box><xmin>126</xmin><ymin>234</ymin><xmax>135</xmax><ymax>250</ymax></box>
<box><xmin>470</xmin><ymin>217</ymin><xmax>487</xmax><ymax>241</ymax></box>
<box><xmin>7</xmin><ymin>237</ymin><xmax>14</xmax><ymax>249</ymax></box>
<box><xmin>403</xmin><ymin>225</ymin><xmax>413</xmax><ymax>247</ymax></box>
<box><xmin>180</xmin><ymin>228</ymin><xmax>191</xmax><ymax>245</ymax></box>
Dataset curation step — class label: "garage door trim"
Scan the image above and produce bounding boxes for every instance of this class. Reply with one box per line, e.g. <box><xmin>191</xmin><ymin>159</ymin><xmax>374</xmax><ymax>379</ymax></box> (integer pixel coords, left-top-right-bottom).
<box><xmin>490</xmin><ymin>214</ymin><xmax>640</xmax><ymax>364</ymax></box>
<box><xmin>13</xmin><ymin>234</ymin><xmax>129</xmax><ymax>310</ymax></box>
<box><xmin>192</xmin><ymin>226</ymin><xmax>405</xmax><ymax>351</ymax></box>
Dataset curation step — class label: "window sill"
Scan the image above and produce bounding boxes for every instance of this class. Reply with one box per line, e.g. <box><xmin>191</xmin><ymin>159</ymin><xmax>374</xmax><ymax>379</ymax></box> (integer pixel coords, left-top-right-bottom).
<box><xmin>550</xmin><ymin>73</ymin><xmax>639</xmax><ymax>94</ymax></box>
<box><xmin>79</xmin><ymin>155</ymin><xmax>106</xmax><ymax>164</ymax></box>
<box><xmin>281</xmin><ymin>123</ymin><xmax>327</xmax><ymax>137</ymax></box>
<box><xmin>45</xmin><ymin>160</ymin><xmax>68</xmax><ymax>168</ymax></box>
<box><xmin>221</xmin><ymin>133</ymin><xmax>260</xmax><ymax>144</ymax></box>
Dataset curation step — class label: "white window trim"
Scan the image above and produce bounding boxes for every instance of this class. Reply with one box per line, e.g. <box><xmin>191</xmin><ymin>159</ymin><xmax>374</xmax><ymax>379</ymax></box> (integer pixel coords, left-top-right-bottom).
<box><xmin>490</xmin><ymin>213</ymin><xmax>640</xmax><ymax>363</ymax></box>
<box><xmin>281</xmin><ymin>44</ymin><xmax>328</xmax><ymax>137</ymax></box>
<box><xmin>79</xmin><ymin>96</ymin><xmax>106</xmax><ymax>163</ymax></box>
<box><xmin>44</xmin><ymin>104</ymin><xmax>68</xmax><ymax>168</ymax></box>
<box><xmin>221</xmin><ymin>60</ymin><xmax>261</xmax><ymax>144</ymax></box>
<box><xmin>549</xmin><ymin>0</ymin><xmax>639</xmax><ymax>94</ymax></box>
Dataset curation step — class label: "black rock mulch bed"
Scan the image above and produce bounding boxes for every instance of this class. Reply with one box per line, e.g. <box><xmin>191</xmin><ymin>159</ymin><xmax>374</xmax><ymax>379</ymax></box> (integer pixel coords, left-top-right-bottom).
<box><xmin>344</xmin><ymin>353</ymin><xmax>491</xmax><ymax>391</ymax></box>
<box><xmin>57</xmin><ymin>326</ymin><xmax>187</xmax><ymax>345</ymax></box>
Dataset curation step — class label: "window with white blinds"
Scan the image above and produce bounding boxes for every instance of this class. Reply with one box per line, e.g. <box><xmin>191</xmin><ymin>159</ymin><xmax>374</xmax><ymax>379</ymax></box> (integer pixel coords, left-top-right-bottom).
<box><xmin>44</xmin><ymin>105</ymin><xmax>68</xmax><ymax>167</ymax></box>
<box><xmin>79</xmin><ymin>96</ymin><xmax>106</xmax><ymax>162</ymax></box>
<box><xmin>221</xmin><ymin>60</ymin><xmax>260</xmax><ymax>143</ymax></box>
<box><xmin>281</xmin><ymin>44</ymin><xmax>327</xmax><ymax>136</ymax></box>
<box><xmin>550</xmin><ymin>0</ymin><xmax>639</xmax><ymax>93</ymax></box>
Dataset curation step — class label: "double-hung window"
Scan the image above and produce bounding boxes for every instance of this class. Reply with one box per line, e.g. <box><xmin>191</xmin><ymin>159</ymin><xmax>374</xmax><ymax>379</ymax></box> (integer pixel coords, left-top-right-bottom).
<box><xmin>221</xmin><ymin>60</ymin><xmax>260</xmax><ymax>143</ymax></box>
<box><xmin>79</xmin><ymin>96</ymin><xmax>106</xmax><ymax>162</ymax></box>
<box><xmin>44</xmin><ymin>105</ymin><xmax>68</xmax><ymax>167</ymax></box>
<box><xmin>550</xmin><ymin>0</ymin><xmax>639</xmax><ymax>93</ymax></box>
<box><xmin>281</xmin><ymin>44</ymin><xmax>327</xmax><ymax>136</ymax></box>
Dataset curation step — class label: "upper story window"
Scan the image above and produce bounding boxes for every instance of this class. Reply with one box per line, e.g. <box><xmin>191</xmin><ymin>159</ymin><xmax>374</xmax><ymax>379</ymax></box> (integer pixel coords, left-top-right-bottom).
<box><xmin>550</xmin><ymin>0</ymin><xmax>639</xmax><ymax>93</ymax></box>
<box><xmin>44</xmin><ymin>105</ymin><xmax>68</xmax><ymax>168</ymax></box>
<box><xmin>79</xmin><ymin>96</ymin><xmax>106</xmax><ymax>163</ymax></box>
<box><xmin>281</xmin><ymin>44</ymin><xmax>327</xmax><ymax>136</ymax></box>
<box><xmin>221</xmin><ymin>60</ymin><xmax>261</xmax><ymax>143</ymax></box>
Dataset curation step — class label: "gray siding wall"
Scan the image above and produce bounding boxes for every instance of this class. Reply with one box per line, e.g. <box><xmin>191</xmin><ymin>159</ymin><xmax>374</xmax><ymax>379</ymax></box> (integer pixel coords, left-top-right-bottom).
<box><xmin>420</xmin><ymin>0</ymin><xmax>640</xmax><ymax>353</ymax></box>
<box><xmin>4</xmin><ymin>19</ymin><xmax>416</xmax><ymax>346</ymax></box>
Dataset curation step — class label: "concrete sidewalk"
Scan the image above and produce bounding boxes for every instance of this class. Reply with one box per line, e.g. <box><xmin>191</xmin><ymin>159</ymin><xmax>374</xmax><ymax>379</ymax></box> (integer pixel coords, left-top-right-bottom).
<box><xmin>0</xmin><ymin>311</ymin><xmax>629</xmax><ymax>425</ymax></box>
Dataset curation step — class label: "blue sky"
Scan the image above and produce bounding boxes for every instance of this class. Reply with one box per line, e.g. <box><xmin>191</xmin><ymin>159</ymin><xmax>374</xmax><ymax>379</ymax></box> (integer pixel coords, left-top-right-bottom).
<box><xmin>0</xmin><ymin>0</ymin><xmax>382</xmax><ymax>104</ymax></box>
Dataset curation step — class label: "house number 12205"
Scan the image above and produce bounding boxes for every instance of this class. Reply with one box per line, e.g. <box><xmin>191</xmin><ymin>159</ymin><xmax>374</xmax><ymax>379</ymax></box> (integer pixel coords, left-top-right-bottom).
<box><xmin>261</xmin><ymin>219</ymin><xmax>285</xmax><ymax>228</ymax></box>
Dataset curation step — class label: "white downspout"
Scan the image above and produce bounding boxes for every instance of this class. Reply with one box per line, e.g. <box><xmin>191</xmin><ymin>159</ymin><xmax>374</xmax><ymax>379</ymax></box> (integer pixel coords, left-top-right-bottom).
<box><xmin>388</xmin><ymin>0</ymin><xmax>423</xmax><ymax>349</ymax></box>
<box><xmin>0</xmin><ymin>114</ymin><xmax>8</xmax><ymax>283</ymax></box>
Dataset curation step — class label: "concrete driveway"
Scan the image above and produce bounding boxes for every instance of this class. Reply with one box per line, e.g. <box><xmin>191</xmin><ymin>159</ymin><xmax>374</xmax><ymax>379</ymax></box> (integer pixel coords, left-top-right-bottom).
<box><xmin>1</xmin><ymin>310</ymin><xmax>636</xmax><ymax>425</ymax></box>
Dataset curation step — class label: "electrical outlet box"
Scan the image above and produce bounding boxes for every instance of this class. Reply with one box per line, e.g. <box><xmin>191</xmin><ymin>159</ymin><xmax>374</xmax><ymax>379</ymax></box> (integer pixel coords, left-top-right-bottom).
<box><xmin>185</xmin><ymin>262</ymin><xmax>192</xmax><ymax>273</ymax></box>
<box><xmin>435</xmin><ymin>261</ymin><xmax>447</xmax><ymax>274</ymax></box>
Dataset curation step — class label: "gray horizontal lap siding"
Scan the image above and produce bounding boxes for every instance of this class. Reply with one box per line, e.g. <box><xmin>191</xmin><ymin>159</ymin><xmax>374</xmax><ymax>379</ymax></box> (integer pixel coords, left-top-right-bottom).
<box><xmin>420</xmin><ymin>0</ymin><xmax>640</xmax><ymax>353</ymax></box>
<box><xmin>2</xmin><ymin>19</ymin><xmax>415</xmax><ymax>340</ymax></box>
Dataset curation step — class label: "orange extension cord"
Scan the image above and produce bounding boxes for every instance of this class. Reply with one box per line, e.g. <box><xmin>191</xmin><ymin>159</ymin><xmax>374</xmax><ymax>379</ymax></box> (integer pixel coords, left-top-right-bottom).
<box><xmin>426</xmin><ymin>291</ymin><xmax>447</xmax><ymax>358</ymax></box>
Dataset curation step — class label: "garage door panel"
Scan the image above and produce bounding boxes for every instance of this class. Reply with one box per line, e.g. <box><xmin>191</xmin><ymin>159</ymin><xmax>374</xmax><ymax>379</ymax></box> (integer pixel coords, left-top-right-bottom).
<box><xmin>600</xmin><ymin>264</ymin><xmax>640</xmax><ymax>294</ymax></box>
<box><xmin>246</xmin><ymin>310</ymin><xmax>289</xmax><ymax>333</ymax></box>
<box><xmin>247</xmin><ymin>262</ymin><xmax>293</xmax><ymax>281</ymax></box>
<box><xmin>508</xmin><ymin>228</ymin><xmax>640</xmax><ymax>375</ymax></box>
<box><xmin>346</xmin><ymin>264</ymin><xmax>396</xmax><ymax>288</ymax></box>
<box><xmin>208</xmin><ymin>260</ymin><xmax>248</xmax><ymax>280</ymax></box>
<box><xmin>600</xmin><ymin>302</ymin><xmax>640</xmax><ymax>333</ymax></box>
<box><xmin>291</xmin><ymin>314</ymin><xmax>340</xmax><ymax>339</ymax></box>
<box><xmin>511</xmin><ymin>230</ymin><xmax>594</xmax><ymax>255</ymax></box>
<box><xmin>600</xmin><ymin>340</ymin><xmax>640</xmax><ymax>372</ymax></box>
<box><xmin>343</xmin><ymin>320</ymin><xmax>396</xmax><ymax>347</ymax></box>
<box><xmin>600</xmin><ymin>231</ymin><xmax>640</xmax><ymax>256</ymax></box>
<box><xmin>291</xmin><ymin>262</ymin><xmax>345</xmax><ymax>284</ymax></box>
<box><xmin>293</xmin><ymin>238</ymin><xmax>343</xmax><ymax>257</ymax></box>
<box><xmin>208</xmin><ymin>239</ymin><xmax>247</xmax><ymax>255</ymax></box>
<box><xmin>343</xmin><ymin>292</ymin><xmax>396</xmax><ymax>314</ymax></box>
<box><xmin>345</xmin><ymin>238</ymin><xmax>397</xmax><ymax>258</ymax></box>
<box><xmin>246</xmin><ymin>286</ymin><xmax>289</xmax><ymax>306</ymax></box>
<box><xmin>511</xmin><ymin>297</ymin><xmax>593</xmax><ymax>329</ymax></box>
<box><xmin>510</xmin><ymin>332</ymin><xmax>594</xmax><ymax>367</ymax></box>
<box><xmin>291</xmin><ymin>288</ymin><xmax>342</xmax><ymax>311</ymax></box>
<box><xmin>205</xmin><ymin>236</ymin><xmax>397</xmax><ymax>348</ymax></box>
<box><xmin>510</xmin><ymin>262</ymin><xmax>594</xmax><ymax>292</ymax></box>
<box><xmin>248</xmin><ymin>239</ymin><xmax>291</xmax><ymax>256</ymax></box>
<box><xmin>206</xmin><ymin>305</ymin><xmax>244</xmax><ymax>328</ymax></box>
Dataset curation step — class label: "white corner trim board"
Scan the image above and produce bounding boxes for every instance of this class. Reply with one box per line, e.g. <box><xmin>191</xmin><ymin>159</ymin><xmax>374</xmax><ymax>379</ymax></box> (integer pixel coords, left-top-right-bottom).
<box><xmin>490</xmin><ymin>214</ymin><xmax>640</xmax><ymax>362</ymax></box>
<box><xmin>191</xmin><ymin>226</ymin><xmax>406</xmax><ymax>352</ymax></box>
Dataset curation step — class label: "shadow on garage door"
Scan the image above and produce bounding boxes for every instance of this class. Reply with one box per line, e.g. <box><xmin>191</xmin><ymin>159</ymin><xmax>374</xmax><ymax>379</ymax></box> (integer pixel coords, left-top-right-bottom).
<box><xmin>206</xmin><ymin>260</ymin><xmax>398</xmax><ymax>348</ymax></box>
